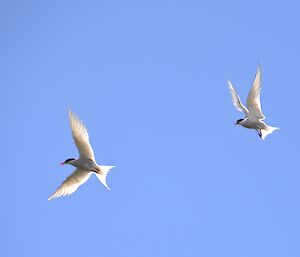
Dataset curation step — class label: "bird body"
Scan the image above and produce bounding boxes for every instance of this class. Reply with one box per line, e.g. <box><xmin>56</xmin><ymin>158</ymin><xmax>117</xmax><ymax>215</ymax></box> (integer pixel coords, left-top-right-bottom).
<box><xmin>48</xmin><ymin>111</ymin><xmax>114</xmax><ymax>200</ymax></box>
<box><xmin>238</xmin><ymin>118</ymin><xmax>266</xmax><ymax>130</ymax></box>
<box><xmin>228</xmin><ymin>66</ymin><xmax>279</xmax><ymax>139</ymax></box>
<box><xmin>67</xmin><ymin>158</ymin><xmax>100</xmax><ymax>173</ymax></box>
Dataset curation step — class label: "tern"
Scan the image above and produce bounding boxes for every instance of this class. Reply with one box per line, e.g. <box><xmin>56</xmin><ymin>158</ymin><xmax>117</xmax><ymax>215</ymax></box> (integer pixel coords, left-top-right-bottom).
<box><xmin>228</xmin><ymin>66</ymin><xmax>279</xmax><ymax>140</ymax></box>
<box><xmin>48</xmin><ymin>111</ymin><xmax>114</xmax><ymax>200</ymax></box>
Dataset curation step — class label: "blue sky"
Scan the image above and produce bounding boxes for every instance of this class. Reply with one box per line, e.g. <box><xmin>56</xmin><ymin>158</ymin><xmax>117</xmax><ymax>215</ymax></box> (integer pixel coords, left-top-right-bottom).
<box><xmin>1</xmin><ymin>0</ymin><xmax>300</xmax><ymax>256</ymax></box>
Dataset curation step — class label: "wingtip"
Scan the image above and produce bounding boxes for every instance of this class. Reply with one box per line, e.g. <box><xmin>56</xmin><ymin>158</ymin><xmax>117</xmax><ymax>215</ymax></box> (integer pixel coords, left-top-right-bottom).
<box><xmin>256</xmin><ymin>65</ymin><xmax>262</xmax><ymax>76</ymax></box>
<box><xmin>257</xmin><ymin>63</ymin><xmax>262</xmax><ymax>70</ymax></box>
<box><xmin>48</xmin><ymin>193</ymin><xmax>57</xmax><ymax>200</ymax></box>
<box><xmin>68</xmin><ymin>109</ymin><xmax>74</xmax><ymax>117</ymax></box>
<box><xmin>68</xmin><ymin>110</ymin><xmax>82</xmax><ymax>123</ymax></box>
<box><xmin>227</xmin><ymin>80</ymin><xmax>234</xmax><ymax>88</ymax></box>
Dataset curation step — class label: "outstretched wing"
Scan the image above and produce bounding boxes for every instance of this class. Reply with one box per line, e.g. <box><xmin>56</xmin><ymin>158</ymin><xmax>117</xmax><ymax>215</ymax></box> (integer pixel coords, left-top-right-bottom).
<box><xmin>69</xmin><ymin>111</ymin><xmax>95</xmax><ymax>161</ymax></box>
<box><xmin>246</xmin><ymin>66</ymin><xmax>265</xmax><ymax>120</ymax></box>
<box><xmin>228</xmin><ymin>81</ymin><xmax>249</xmax><ymax>116</ymax></box>
<box><xmin>48</xmin><ymin>169</ymin><xmax>92</xmax><ymax>200</ymax></box>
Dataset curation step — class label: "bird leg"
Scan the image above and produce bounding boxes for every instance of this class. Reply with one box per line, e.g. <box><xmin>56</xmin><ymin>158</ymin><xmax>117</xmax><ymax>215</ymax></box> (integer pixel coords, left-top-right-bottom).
<box><xmin>257</xmin><ymin>129</ymin><xmax>262</xmax><ymax>138</ymax></box>
<box><xmin>91</xmin><ymin>167</ymin><xmax>100</xmax><ymax>173</ymax></box>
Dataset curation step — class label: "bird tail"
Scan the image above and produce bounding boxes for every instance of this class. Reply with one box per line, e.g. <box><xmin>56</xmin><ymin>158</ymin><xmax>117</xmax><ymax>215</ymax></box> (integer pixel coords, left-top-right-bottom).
<box><xmin>260</xmin><ymin>125</ymin><xmax>279</xmax><ymax>140</ymax></box>
<box><xmin>95</xmin><ymin>165</ymin><xmax>115</xmax><ymax>190</ymax></box>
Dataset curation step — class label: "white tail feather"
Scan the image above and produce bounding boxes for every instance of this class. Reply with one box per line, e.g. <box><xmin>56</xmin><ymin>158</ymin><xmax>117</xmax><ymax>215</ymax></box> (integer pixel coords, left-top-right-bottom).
<box><xmin>95</xmin><ymin>165</ymin><xmax>115</xmax><ymax>190</ymax></box>
<box><xmin>260</xmin><ymin>126</ymin><xmax>279</xmax><ymax>140</ymax></box>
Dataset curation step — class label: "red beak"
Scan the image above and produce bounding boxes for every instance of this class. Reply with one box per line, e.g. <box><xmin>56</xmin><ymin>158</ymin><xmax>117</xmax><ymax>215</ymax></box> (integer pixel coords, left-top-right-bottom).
<box><xmin>60</xmin><ymin>162</ymin><xmax>65</xmax><ymax>165</ymax></box>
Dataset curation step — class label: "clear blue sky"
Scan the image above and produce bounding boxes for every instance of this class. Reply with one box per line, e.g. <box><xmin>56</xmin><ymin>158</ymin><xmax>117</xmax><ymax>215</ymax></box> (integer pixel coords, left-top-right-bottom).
<box><xmin>1</xmin><ymin>0</ymin><xmax>299</xmax><ymax>256</ymax></box>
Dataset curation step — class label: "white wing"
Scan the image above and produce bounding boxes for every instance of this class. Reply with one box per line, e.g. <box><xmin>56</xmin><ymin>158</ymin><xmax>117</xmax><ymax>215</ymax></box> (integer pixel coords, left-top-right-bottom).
<box><xmin>69</xmin><ymin>111</ymin><xmax>95</xmax><ymax>161</ymax></box>
<box><xmin>228</xmin><ymin>81</ymin><xmax>249</xmax><ymax>116</ymax></box>
<box><xmin>246</xmin><ymin>66</ymin><xmax>265</xmax><ymax>120</ymax></box>
<box><xmin>48</xmin><ymin>169</ymin><xmax>92</xmax><ymax>200</ymax></box>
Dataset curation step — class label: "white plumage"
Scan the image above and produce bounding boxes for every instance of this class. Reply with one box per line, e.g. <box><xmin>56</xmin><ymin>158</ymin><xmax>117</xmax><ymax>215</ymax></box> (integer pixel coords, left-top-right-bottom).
<box><xmin>48</xmin><ymin>111</ymin><xmax>114</xmax><ymax>200</ymax></box>
<box><xmin>228</xmin><ymin>66</ymin><xmax>279</xmax><ymax>140</ymax></box>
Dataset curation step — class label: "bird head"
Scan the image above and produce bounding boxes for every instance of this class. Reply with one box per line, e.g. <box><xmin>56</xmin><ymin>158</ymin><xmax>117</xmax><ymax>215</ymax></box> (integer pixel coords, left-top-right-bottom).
<box><xmin>235</xmin><ymin>118</ymin><xmax>244</xmax><ymax>125</ymax></box>
<box><xmin>60</xmin><ymin>158</ymin><xmax>76</xmax><ymax>165</ymax></box>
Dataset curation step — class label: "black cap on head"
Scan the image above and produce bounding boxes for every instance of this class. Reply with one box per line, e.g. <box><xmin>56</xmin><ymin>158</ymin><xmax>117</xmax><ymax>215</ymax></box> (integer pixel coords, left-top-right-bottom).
<box><xmin>236</xmin><ymin>118</ymin><xmax>244</xmax><ymax>124</ymax></box>
<box><xmin>64</xmin><ymin>158</ymin><xmax>75</xmax><ymax>163</ymax></box>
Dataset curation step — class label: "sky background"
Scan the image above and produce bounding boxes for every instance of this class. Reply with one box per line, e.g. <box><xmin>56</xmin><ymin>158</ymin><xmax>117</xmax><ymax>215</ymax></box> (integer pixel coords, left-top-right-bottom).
<box><xmin>1</xmin><ymin>0</ymin><xmax>300</xmax><ymax>256</ymax></box>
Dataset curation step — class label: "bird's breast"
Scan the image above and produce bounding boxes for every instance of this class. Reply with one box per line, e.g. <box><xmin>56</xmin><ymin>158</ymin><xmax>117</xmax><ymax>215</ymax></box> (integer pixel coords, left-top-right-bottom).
<box><xmin>75</xmin><ymin>158</ymin><xmax>97</xmax><ymax>171</ymax></box>
<box><xmin>241</xmin><ymin>119</ymin><xmax>264</xmax><ymax>129</ymax></box>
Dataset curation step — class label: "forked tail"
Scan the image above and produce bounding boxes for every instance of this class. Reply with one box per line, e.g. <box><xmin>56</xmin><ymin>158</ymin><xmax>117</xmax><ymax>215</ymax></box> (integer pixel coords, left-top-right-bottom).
<box><xmin>260</xmin><ymin>125</ymin><xmax>279</xmax><ymax>140</ymax></box>
<box><xmin>95</xmin><ymin>165</ymin><xmax>115</xmax><ymax>190</ymax></box>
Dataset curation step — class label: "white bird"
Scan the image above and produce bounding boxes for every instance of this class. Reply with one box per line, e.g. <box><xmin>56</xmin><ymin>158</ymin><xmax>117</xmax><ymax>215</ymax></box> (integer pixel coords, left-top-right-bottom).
<box><xmin>228</xmin><ymin>66</ymin><xmax>279</xmax><ymax>140</ymax></box>
<box><xmin>48</xmin><ymin>111</ymin><xmax>114</xmax><ymax>200</ymax></box>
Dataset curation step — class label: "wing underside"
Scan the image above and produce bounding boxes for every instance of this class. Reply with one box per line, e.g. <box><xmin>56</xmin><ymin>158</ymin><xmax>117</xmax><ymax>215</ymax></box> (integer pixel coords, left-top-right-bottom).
<box><xmin>69</xmin><ymin>111</ymin><xmax>95</xmax><ymax>160</ymax></box>
<box><xmin>48</xmin><ymin>169</ymin><xmax>92</xmax><ymax>200</ymax></box>
<box><xmin>246</xmin><ymin>67</ymin><xmax>265</xmax><ymax>120</ymax></box>
<box><xmin>228</xmin><ymin>80</ymin><xmax>249</xmax><ymax>116</ymax></box>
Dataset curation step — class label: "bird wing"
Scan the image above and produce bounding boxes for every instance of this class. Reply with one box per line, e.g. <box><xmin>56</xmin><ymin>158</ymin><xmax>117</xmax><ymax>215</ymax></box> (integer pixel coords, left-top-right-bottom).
<box><xmin>48</xmin><ymin>169</ymin><xmax>92</xmax><ymax>200</ymax></box>
<box><xmin>246</xmin><ymin>66</ymin><xmax>265</xmax><ymax>120</ymax></box>
<box><xmin>69</xmin><ymin>111</ymin><xmax>95</xmax><ymax>161</ymax></box>
<box><xmin>228</xmin><ymin>80</ymin><xmax>249</xmax><ymax>116</ymax></box>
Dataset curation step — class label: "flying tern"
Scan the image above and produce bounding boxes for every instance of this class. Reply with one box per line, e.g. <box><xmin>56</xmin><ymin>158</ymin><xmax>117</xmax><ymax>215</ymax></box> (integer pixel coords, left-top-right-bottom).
<box><xmin>48</xmin><ymin>111</ymin><xmax>114</xmax><ymax>200</ymax></box>
<box><xmin>228</xmin><ymin>66</ymin><xmax>279</xmax><ymax>140</ymax></box>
